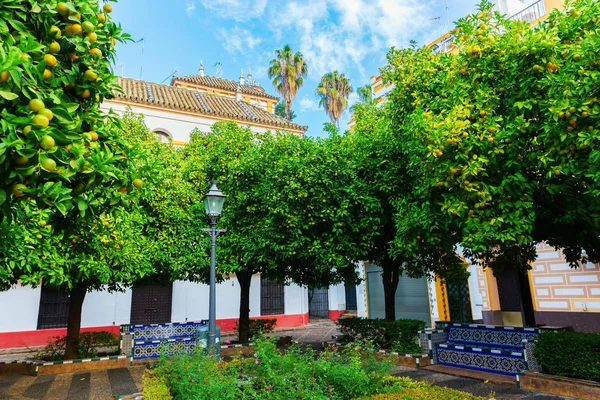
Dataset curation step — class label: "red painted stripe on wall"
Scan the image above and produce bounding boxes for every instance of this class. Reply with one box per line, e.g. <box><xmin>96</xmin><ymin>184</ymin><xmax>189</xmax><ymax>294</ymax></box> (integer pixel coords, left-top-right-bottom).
<box><xmin>0</xmin><ymin>325</ymin><xmax>121</xmax><ymax>349</ymax></box>
<box><xmin>0</xmin><ymin>313</ymin><xmax>311</xmax><ymax>349</ymax></box>
<box><xmin>216</xmin><ymin>312</ymin><xmax>310</xmax><ymax>333</ymax></box>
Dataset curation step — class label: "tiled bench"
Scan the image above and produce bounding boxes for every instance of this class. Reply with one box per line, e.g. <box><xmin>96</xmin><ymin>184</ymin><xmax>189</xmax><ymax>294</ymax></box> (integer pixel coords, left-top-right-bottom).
<box><xmin>426</xmin><ymin>323</ymin><xmax>541</xmax><ymax>376</ymax></box>
<box><xmin>120</xmin><ymin>321</ymin><xmax>208</xmax><ymax>360</ymax></box>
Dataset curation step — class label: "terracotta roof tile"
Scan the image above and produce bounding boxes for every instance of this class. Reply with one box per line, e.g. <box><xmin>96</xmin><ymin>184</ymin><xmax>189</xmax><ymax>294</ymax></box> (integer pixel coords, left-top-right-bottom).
<box><xmin>171</xmin><ymin>75</ymin><xmax>279</xmax><ymax>100</ymax></box>
<box><xmin>112</xmin><ymin>77</ymin><xmax>307</xmax><ymax>132</ymax></box>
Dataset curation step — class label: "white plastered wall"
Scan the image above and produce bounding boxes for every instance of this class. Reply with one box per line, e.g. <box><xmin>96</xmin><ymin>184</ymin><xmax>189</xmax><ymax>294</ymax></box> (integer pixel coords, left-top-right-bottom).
<box><xmin>102</xmin><ymin>102</ymin><xmax>284</xmax><ymax>143</ymax></box>
<box><xmin>170</xmin><ymin>275</ymin><xmax>261</xmax><ymax>322</ymax></box>
<box><xmin>81</xmin><ymin>288</ymin><xmax>132</xmax><ymax>328</ymax></box>
<box><xmin>284</xmin><ymin>283</ymin><xmax>309</xmax><ymax>316</ymax></box>
<box><xmin>0</xmin><ymin>284</ymin><xmax>42</xmax><ymax>332</ymax></box>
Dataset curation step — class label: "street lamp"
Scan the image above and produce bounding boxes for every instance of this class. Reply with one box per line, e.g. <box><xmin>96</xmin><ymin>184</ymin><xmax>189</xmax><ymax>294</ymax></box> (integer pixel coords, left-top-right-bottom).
<box><xmin>202</xmin><ymin>180</ymin><xmax>226</xmax><ymax>350</ymax></box>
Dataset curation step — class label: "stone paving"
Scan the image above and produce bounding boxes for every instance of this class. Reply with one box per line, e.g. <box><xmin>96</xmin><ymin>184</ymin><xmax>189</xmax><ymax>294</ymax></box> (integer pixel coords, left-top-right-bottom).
<box><xmin>393</xmin><ymin>366</ymin><xmax>577</xmax><ymax>400</ymax></box>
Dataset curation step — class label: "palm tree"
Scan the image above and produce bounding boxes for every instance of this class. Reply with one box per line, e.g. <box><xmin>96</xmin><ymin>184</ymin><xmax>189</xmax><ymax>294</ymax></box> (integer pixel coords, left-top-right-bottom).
<box><xmin>268</xmin><ymin>45</ymin><xmax>308</xmax><ymax>121</ymax></box>
<box><xmin>357</xmin><ymin>84</ymin><xmax>373</xmax><ymax>104</ymax></box>
<box><xmin>316</xmin><ymin>71</ymin><xmax>353</xmax><ymax>126</ymax></box>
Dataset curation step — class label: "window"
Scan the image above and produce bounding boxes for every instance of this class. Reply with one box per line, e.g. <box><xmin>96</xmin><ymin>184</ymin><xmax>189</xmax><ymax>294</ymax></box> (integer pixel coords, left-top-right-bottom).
<box><xmin>153</xmin><ymin>129</ymin><xmax>172</xmax><ymax>143</ymax></box>
<box><xmin>260</xmin><ymin>278</ymin><xmax>284</xmax><ymax>315</ymax></box>
<box><xmin>37</xmin><ymin>285</ymin><xmax>70</xmax><ymax>329</ymax></box>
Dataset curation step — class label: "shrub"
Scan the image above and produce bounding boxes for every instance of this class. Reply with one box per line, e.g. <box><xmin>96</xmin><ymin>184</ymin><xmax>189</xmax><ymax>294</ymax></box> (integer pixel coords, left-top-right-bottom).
<box><xmin>154</xmin><ymin>338</ymin><xmax>397</xmax><ymax>399</ymax></box>
<box><xmin>35</xmin><ymin>331</ymin><xmax>119</xmax><ymax>361</ymax></box>
<box><xmin>151</xmin><ymin>339</ymin><xmax>487</xmax><ymax>399</ymax></box>
<box><xmin>357</xmin><ymin>377</ymin><xmax>486</xmax><ymax>399</ymax></box>
<box><xmin>143</xmin><ymin>370</ymin><xmax>173</xmax><ymax>400</ymax></box>
<box><xmin>337</xmin><ymin>318</ymin><xmax>426</xmax><ymax>354</ymax></box>
<box><xmin>235</xmin><ymin>318</ymin><xmax>277</xmax><ymax>342</ymax></box>
<box><xmin>533</xmin><ymin>331</ymin><xmax>600</xmax><ymax>382</ymax></box>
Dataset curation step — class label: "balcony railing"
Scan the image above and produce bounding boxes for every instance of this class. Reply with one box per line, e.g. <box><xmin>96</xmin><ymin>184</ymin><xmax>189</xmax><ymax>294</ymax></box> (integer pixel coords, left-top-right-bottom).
<box><xmin>508</xmin><ymin>0</ymin><xmax>547</xmax><ymax>24</ymax></box>
<box><xmin>431</xmin><ymin>34</ymin><xmax>456</xmax><ymax>55</ymax></box>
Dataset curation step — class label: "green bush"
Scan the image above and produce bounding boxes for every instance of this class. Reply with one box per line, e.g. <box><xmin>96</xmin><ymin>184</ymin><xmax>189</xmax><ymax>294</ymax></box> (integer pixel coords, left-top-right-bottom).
<box><xmin>35</xmin><ymin>331</ymin><xmax>119</xmax><ymax>361</ymax></box>
<box><xmin>154</xmin><ymin>338</ymin><xmax>395</xmax><ymax>399</ymax></box>
<box><xmin>235</xmin><ymin>318</ymin><xmax>277</xmax><ymax>341</ymax></box>
<box><xmin>533</xmin><ymin>331</ymin><xmax>600</xmax><ymax>382</ymax></box>
<box><xmin>143</xmin><ymin>370</ymin><xmax>173</xmax><ymax>400</ymax></box>
<box><xmin>151</xmin><ymin>339</ymin><xmax>486</xmax><ymax>399</ymax></box>
<box><xmin>358</xmin><ymin>376</ymin><xmax>486</xmax><ymax>399</ymax></box>
<box><xmin>337</xmin><ymin>318</ymin><xmax>426</xmax><ymax>354</ymax></box>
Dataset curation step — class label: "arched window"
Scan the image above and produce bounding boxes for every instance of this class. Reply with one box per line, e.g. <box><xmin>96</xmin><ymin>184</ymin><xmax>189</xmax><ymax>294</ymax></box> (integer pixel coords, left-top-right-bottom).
<box><xmin>152</xmin><ymin>129</ymin><xmax>172</xmax><ymax>143</ymax></box>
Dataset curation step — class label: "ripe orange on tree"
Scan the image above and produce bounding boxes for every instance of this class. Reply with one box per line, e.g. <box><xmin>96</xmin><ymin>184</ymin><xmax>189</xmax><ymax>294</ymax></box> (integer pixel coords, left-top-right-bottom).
<box><xmin>12</xmin><ymin>184</ymin><xmax>26</xmax><ymax>197</ymax></box>
<box><xmin>40</xmin><ymin>135</ymin><xmax>55</xmax><ymax>150</ymax></box>
<box><xmin>41</xmin><ymin>158</ymin><xmax>57</xmax><ymax>172</ymax></box>
<box><xmin>33</xmin><ymin>114</ymin><xmax>49</xmax><ymax>128</ymax></box>
<box><xmin>29</xmin><ymin>99</ymin><xmax>45</xmax><ymax>112</ymax></box>
<box><xmin>49</xmin><ymin>42</ymin><xmax>61</xmax><ymax>54</ymax></box>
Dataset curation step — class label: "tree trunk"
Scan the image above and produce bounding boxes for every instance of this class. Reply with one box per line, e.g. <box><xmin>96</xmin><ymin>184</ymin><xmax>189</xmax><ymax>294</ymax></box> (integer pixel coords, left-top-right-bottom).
<box><xmin>382</xmin><ymin>264</ymin><xmax>400</xmax><ymax>321</ymax></box>
<box><xmin>64</xmin><ymin>282</ymin><xmax>87</xmax><ymax>360</ymax></box>
<box><xmin>285</xmin><ymin>98</ymin><xmax>293</xmax><ymax>121</ymax></box>
<box><xmin>236</xmin><ymin>269</ymin><xmax>253</xmax><ymax>343</ymax></box>
<box><xmin>518</xmin><ymin>270</ymin><xmax>536</xmax><ymax>327</ymax></box>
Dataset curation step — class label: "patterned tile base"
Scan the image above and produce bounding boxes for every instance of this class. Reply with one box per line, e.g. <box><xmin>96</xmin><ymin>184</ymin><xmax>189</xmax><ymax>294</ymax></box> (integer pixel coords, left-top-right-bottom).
<box><xmin>133</xmin><ymin>338</ymin><xmax>198</xmax><ymax>359</ymax></box>
<box><xmin>447</xmin><ymin>325</ymin><xmax>539</xmax><ymax>350</ymax></box>
<box><xmin>523</xmin><ymin>340</ymin><xmax>541</xmax><ymax>372</ymax></box>
<box><xmin>436</xmin><ymin>345</ymin><xmax>527</xmax><ymax>376</ymax></box>
<box><xmin>121</xmin><ymin>321</ymin><xmax>207</xmax><ymax>341</ymax></box>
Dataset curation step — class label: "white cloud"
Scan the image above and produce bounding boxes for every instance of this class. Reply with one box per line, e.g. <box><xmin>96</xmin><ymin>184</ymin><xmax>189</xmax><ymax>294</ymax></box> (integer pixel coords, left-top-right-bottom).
<box><xmin>299</xmin><ymin>97</ymin><xmax>320</xmax><ymax>112</ymax></box>
<box><xmin>194</xmin><ymin>0</ymin><xmax>435</xmax><ymax>80</ymax></box>
<box><xmin>185</xmin><ymin>0</ymin><xmax>196</xmax><ymax>17</ymax></box>
<box><xmin>269</xmin><ymin>0</ymin><xmax>433</xmax><ymax>77</ymax></box>
<box><xmin>195</xmin><ymin>0</ymin><xmax>268</xmax><ymax>21</ymax></box>
<box><xmin>218</xmin><ymin>27</ymin><xmax>262</xmax><ymax>54</ymax></box>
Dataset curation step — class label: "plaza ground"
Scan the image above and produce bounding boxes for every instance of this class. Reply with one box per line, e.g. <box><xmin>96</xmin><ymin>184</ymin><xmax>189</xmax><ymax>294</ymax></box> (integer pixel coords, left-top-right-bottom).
<box><xmin>0</xmin><ymin>322</ymin><xmax>576</xmax><ymax>400</ymax></box>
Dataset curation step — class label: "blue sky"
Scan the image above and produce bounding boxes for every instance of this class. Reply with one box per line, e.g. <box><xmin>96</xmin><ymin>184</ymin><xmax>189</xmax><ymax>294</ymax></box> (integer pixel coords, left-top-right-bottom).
<box><xmin>110</xmin><ymin>0</ymin><xmax>480</xmax><ymax>137</ymax></box>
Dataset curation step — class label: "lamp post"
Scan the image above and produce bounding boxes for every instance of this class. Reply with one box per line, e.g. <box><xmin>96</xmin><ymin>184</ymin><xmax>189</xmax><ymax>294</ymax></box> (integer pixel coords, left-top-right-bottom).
<box><xmin>202</xmin><ymin>180</ymin><xmax>226</xmax><ymax>349</ymax></box>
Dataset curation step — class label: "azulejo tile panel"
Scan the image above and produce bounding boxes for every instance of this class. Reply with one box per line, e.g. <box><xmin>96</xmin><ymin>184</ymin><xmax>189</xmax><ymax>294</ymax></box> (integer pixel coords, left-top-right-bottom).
<box><xmin>447</xmin><ymin>326</ymin><xmax>538</xmax><ymax>350</ymax></box>
<box><xmin>436</xmin><ymin>347</ymin><xmax>527</xmax><ymax>376</ymax></box>
<box><xmin>133</xmin><ymin>338</ymin><xmax>198</xmax><ymax>360</ymax></box>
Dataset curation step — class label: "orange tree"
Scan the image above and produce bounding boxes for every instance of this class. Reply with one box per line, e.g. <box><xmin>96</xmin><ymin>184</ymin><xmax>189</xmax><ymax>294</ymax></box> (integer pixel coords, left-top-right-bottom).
<box><xmin>380</xmin><ymin>0</ymin><xmax>600</xmax><ymax>323</ymax></box>
<box><xmin>0</xmin><ymin>0</ymin><xmax>159</xmax><ymax>359</ymax></box>
<box><xmin>347</xmin><ymin>103</ymin><xmax>464</xmax><ymax>320</ymax></box>
<box><xmin>183</xmin><ymin>122</ymin><xmax>377</xmax><ymax>342</ymax></box>
<box><xmin>118</xmin><ymin>110</ymin><xmax>209</xmax><ymax>282</ymax></box>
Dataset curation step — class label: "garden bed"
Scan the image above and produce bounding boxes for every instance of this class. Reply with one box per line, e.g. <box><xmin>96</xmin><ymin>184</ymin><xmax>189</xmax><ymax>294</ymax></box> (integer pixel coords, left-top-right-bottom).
<box><xmin>324</xmin><ymin>342</ymin><xmax>430</xmax><ymax>369</ymax></box>
<box><xmin>520</xmin><ymin>371</ymin><xmax>600</xmax><ymax>400</ymax></box>
<box><xmin>0</xmin><ymin>355</ymin><xmax>132</xmax><ymax>376</ymax></box>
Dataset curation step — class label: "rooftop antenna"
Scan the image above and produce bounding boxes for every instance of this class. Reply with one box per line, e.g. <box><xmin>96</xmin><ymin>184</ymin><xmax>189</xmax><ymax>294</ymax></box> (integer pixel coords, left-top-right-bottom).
<box><xmin>161</xmin><ymin>67</ymin><xmax>180</xmax><ymax>84</ymax></box>
<box><xmin>137</xmin><ymin>38</ymin><xmax>145</xmax><ymax>80</ymax></box>
<box><xmin>116</xmin><ymin>62</ymin><xmax>125</xmax><ymax>77</ymax></box>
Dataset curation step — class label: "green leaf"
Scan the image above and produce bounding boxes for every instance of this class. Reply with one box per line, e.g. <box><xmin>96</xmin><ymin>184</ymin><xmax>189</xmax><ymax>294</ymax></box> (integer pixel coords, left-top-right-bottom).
<box><xmin>0</xmin><ymin>91</ymin><xmax>18</xmax><ymax>100</ymax></box>
<box><xmin>0</xmin><ymin>189</ymin><xmax>5</xmax><ymax>206</ymax></box>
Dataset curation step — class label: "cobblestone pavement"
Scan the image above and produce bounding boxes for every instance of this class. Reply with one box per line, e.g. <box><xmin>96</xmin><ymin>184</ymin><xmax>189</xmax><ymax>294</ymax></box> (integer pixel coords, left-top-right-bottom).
<box><xmin>0</xmin><ymin>365</ymin><xmax>145</xmax><ymax>400</ymax></box>
<box><xmin>393</xmin><ymin>366</ymin><xmax>577</xmax><ymax>400</ymax></box>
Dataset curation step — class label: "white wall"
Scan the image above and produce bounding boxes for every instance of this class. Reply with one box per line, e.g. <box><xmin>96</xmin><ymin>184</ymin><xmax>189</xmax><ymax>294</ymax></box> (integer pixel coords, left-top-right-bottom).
<box><xmin>356</xmin><ymin>263</ymin><xmax>368</xmax><ymax>318</ymax></box>
<box><xmin>284</xmin><ymin>283</ymin><xmax>309</xmax><ymax>315</ymax></box>
<box><xmin>467</xmin><ymin>264</ymin><xmax>484</xmax><ymax>321</ymax></box>
<box><xmin>171</xmin><ymin>275</ymin><xmax>261</xmax><ymax>322</ymax></box>
<box><xmin>102</xmin><ymin>102</ymin><xmax>283</xmax><ymax>143</ymax></box>
<box><xmin>81</xmin><ymin>288</ymin><xmax>131</xmax><ymax>328</ymax></box>
<box><xmin>0</xmin><ymin>284</ymin><xmax>41</xmax><ymax>332</ymax></box>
